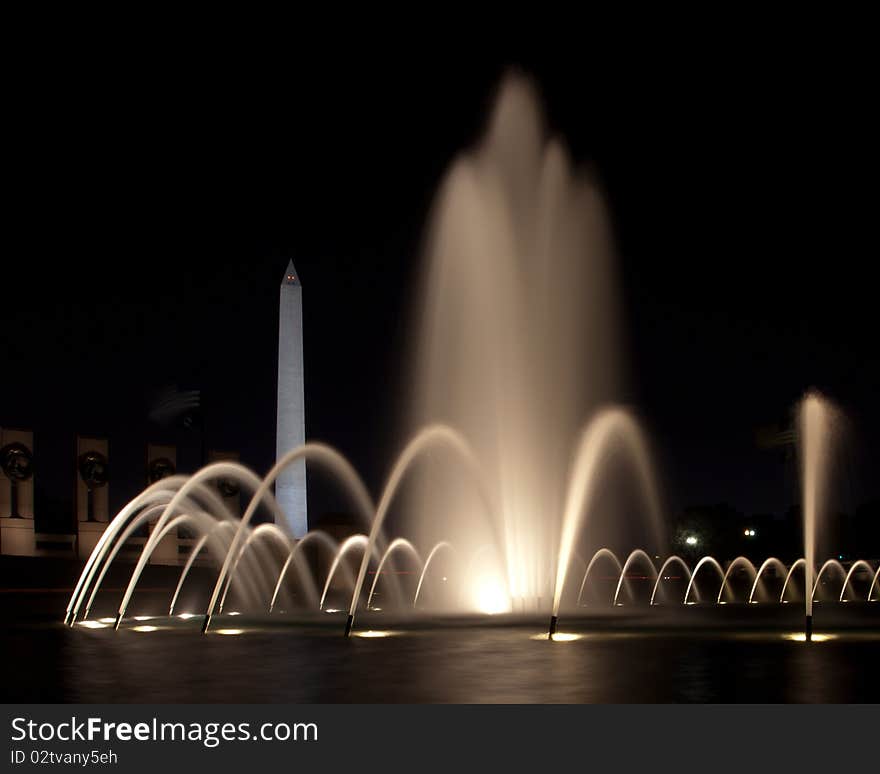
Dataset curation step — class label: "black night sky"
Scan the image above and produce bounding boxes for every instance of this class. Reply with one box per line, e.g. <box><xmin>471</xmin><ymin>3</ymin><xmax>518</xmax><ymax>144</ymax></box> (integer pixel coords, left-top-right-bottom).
<box><xmin>3</xmin><ymin>45</ymin><xmax>877</xmax><ymax>531</ymax></box>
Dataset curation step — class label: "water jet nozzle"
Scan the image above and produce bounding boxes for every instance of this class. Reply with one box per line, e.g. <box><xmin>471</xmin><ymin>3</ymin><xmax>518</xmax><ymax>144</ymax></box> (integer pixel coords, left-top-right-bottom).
<box><xmin>805</xmin><ymin>614</ymin><xmax>813</xmax><ymax>642</ymax></box>
<box><xmin>548</xmin><ymin>615</ymin><xmax>558</xmax><ymax>640</ymax></box>
<box><xmin>113</xmin><ymin>613</ymin><xmax>122</xmax><ymax>632</ymax></box>
<box><xmin>201</xmin><ymin>614</ymin><xmax>212</xmax><ymax>634</ymax></box>
<box><xmin>344</xmin><ymin>614</ymin><xmax>354</xmax><ymax>638</ymax></box>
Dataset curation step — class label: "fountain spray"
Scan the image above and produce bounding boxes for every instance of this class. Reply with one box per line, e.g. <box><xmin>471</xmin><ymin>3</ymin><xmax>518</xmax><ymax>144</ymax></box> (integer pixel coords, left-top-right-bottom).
<box><xmin>798</xmin><ymin>392</ymin><xmax>835</xmax><ymax>643</ymax></box>
<box><xmin>547</xmin><ymin>410</ymin><xmax>664</xmax><ymax>641</ymax></box>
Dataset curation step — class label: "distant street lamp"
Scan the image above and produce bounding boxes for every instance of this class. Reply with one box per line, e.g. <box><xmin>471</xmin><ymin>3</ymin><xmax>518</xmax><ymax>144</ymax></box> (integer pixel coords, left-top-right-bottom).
<box><xmin>685</xmin><ymin>535</ymin><xmax>698</xmax><ymax>546</ymax></box>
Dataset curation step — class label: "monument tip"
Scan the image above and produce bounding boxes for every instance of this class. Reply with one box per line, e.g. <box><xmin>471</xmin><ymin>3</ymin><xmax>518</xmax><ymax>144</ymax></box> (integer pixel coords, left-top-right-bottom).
<box><xmin>282</xmin><ymin>259</ymin><xmax>301</xmax><ymax>286</ymax></box>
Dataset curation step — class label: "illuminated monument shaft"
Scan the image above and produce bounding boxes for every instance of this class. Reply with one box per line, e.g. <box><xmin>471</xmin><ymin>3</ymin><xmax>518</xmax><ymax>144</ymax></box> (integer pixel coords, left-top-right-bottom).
<box><xmin>276</xmin><ymin>260</ymin><xmax>307</xmax><ymax>536</ymax></box>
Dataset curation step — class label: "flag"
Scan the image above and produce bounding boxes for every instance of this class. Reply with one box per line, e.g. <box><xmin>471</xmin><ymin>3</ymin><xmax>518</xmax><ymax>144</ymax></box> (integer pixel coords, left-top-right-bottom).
<box><xmin>148</xmin><ymin>385</ymin><xmax>202</xmax><ymax>430</ymax></box>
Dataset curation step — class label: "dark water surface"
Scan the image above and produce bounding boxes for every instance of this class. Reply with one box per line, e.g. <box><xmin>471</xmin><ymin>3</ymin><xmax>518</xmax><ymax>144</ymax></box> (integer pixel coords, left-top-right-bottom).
<box><xmin>3</xmin><ymin>595</ymin><xmax>878</xmax><ymax>703</ymax></box>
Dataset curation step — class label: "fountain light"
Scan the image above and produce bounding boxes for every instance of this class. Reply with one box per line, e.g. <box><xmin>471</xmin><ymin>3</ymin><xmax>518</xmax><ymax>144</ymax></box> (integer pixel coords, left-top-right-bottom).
<box><xmin>214</xmin><ymin>629</ymin><xmax>244</xmax><ymax>636</ymax></box>
<box><xmin>324</xmin><ymin>608</ymin><xmax>341</xmax><ymax>614</ymax></box>
<box><xmin>783</xmin><ymin>632</ymin><xmax>836</xmax><ymax>643</ymax></box>
<box><xmin>177</xmin><ymin>613</ymin><xmax>196</xmax><ymax>620</ymax></box>
<box><xmin>228</xmin><ymin>611</ymin><xmax>240</xmax><ymax>616</ymax></box>
<box><xmin>473</xmin><ymin>576</ymin><xmax>510</xmax><ymax>616</ymax></box>
<box><xmin>533</xmin><ymin>632</ymin><xmax>581</xmax><ymax>642</ymax></box>
<box><xmin>551</xmin><ymin>633</ymin><xmax>580</xmax><ymax>642</ymax></box>
<box><xmin>97</xmin><ymin>617</ymin><xmax>116</xmax><ymax>624</ymax></box>
<box><xmin>132</xmin><ymin>616</ymin><xmax>154</xmax><ymax>622</ymax></box>
<box><xmin>131</xmin><ymin>625</ymin><xmax>158</xmax><ymax>633</ymax></box>
<box><xmin>352</xmin><ymin>630</ymin><xmax>395</xmax><ymax>638</ymax></box>
<box><xmin>685</xmin><ymin>535</ymin><xmax>698</xmax><ymax>546</ymax></box>
<box><xmin>78</xmin><ymin>620</ymin><xmax>108</xmax><ymax>629</ymax></box>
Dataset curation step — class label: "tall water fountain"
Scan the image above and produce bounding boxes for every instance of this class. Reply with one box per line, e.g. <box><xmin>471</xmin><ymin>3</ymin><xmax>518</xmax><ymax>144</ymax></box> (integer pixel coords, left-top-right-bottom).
<box><xmin>402</xmin><ymin>74</ymin><xmax>663</xmax><ymax>616</ymax></box>
<box><xmin>797</xmin><ymin>392</ymin><xmax>839</xmax><ymax>641</ymax></box>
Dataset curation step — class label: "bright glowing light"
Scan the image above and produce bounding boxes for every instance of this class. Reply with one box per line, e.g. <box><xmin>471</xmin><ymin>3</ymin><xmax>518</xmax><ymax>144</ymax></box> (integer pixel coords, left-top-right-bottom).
<box><xmin>132</xmin><ymin>616</ymin><xmax>154</xmax><ymax>622</ymax></box>
<box><xmin>131</xmin><ymin>625</ymin><xmax>158</xmax><ymax>633</ymax></box>
<box><xmin>324</xmin><ymin>608</ymin><xmax>341</xmax><ymax>614</ymax></box>
<box><xmin>783</xmin><ymin>632</ymin><xmax>836</xmax><ymax>642</ymax></box>
<box><xmin>228</xmin><ymin>611</ymin><xmax>240</xmax><ymax>616</ymax></box>
<box><xmin>473</xmin><ymin>576</ymin><xmax>510</xmax><ymax>615</ymax></box>
<box><xmin>177</xmin><ymin>613</ymin><xmax>196</xmax><ymax>620</ymax></box>
<box><xmin>97</xmin><ymin>617</ymin><xmax>116</xmax><ymax>624</ymax></box>
<box><xmin>215</xmin><ymin>628</ymin><xmax>243</xmax><ymax>636</ymax></box>
<box><xmin>685</xmin><ymin>535</ymin><xmax>698</xmax><ymax>546</ymax></box>
<box><xmin>353</xmin><ymin>630</ymin><xmax>395</xmax><ymax>638</ymax></box>
<box><xmin>530</xmin><ymin>632</ymin><xmax>582</xmax><ymax>642</ymax></box>
<box><xmin>78</xmin><ymin>620</ymin><xmax>107</xmax><ymax>629</ymax></box>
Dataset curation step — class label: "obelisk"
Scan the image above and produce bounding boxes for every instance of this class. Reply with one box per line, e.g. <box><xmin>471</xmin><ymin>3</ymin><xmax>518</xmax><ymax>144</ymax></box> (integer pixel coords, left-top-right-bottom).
<box><xmin>276</xmin><ymin>260</ymin><xmax>307</xmax><ymax>536</ymax></box>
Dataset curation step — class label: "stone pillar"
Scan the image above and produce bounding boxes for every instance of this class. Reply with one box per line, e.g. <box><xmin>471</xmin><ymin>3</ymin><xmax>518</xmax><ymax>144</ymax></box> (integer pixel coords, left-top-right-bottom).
<box><xmin>208</xmin><ymin>450</ymin><xmax>241</xmax><ymax>518</ymax></box>
<box><xmin>0</xmin><ymin>428</ymin><xmax>36</xmax><ymax>556</ymax></box>
<box><xmin>75</xmin><ymin>436</ymin><xmax>110</xmax><ymax>560</ymax></box>
<box><xmin>146</xmin><ymin>443</ymin><xmax>179</xmax><ymax>565</ymax></box>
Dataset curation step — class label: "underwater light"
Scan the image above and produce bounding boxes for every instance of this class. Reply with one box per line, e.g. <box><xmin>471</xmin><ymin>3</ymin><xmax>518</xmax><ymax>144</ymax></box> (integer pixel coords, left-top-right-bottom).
<box><xmin>131</xmin><ymin>625</ymin><xmax>158</xmax><ymax>633</ymax></box>
<box><xmin>78</xmin><ymin>620</ymin><xmax>107</xmax><ymax>629</ymax></box>
<box><xmin>783</xmin><ymin>632</ymin><xmax>836</xmax><ymax>642</ymax></box>
<box><xmin>532</xmin><ymin>632</ymin><xmax>581</xmax><ymax>642</ymax></box>
<box><xmin>352</xmin><ymin>630</ymin><xmax>395</xmax><ymax>638</ymax></box>
<box><xmin>474</xmin><ymin>578</ymin><xmax>510</xmax><ymax>615</ymax></box>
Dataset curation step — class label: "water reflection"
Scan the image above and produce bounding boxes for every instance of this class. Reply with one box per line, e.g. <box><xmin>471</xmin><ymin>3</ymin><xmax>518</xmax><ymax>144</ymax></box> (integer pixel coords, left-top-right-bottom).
<box><xmin>22</xmin><ymin>625</ymin><xmax>872</xmax><ymax>703</ymax></box>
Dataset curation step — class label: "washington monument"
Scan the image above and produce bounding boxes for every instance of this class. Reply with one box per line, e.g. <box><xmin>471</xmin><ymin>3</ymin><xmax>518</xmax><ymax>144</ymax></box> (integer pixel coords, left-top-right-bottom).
<box><xmin>276</xmin><ymin>259</ymin><xmax>307</xmax><ymax>537</ymax></box>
